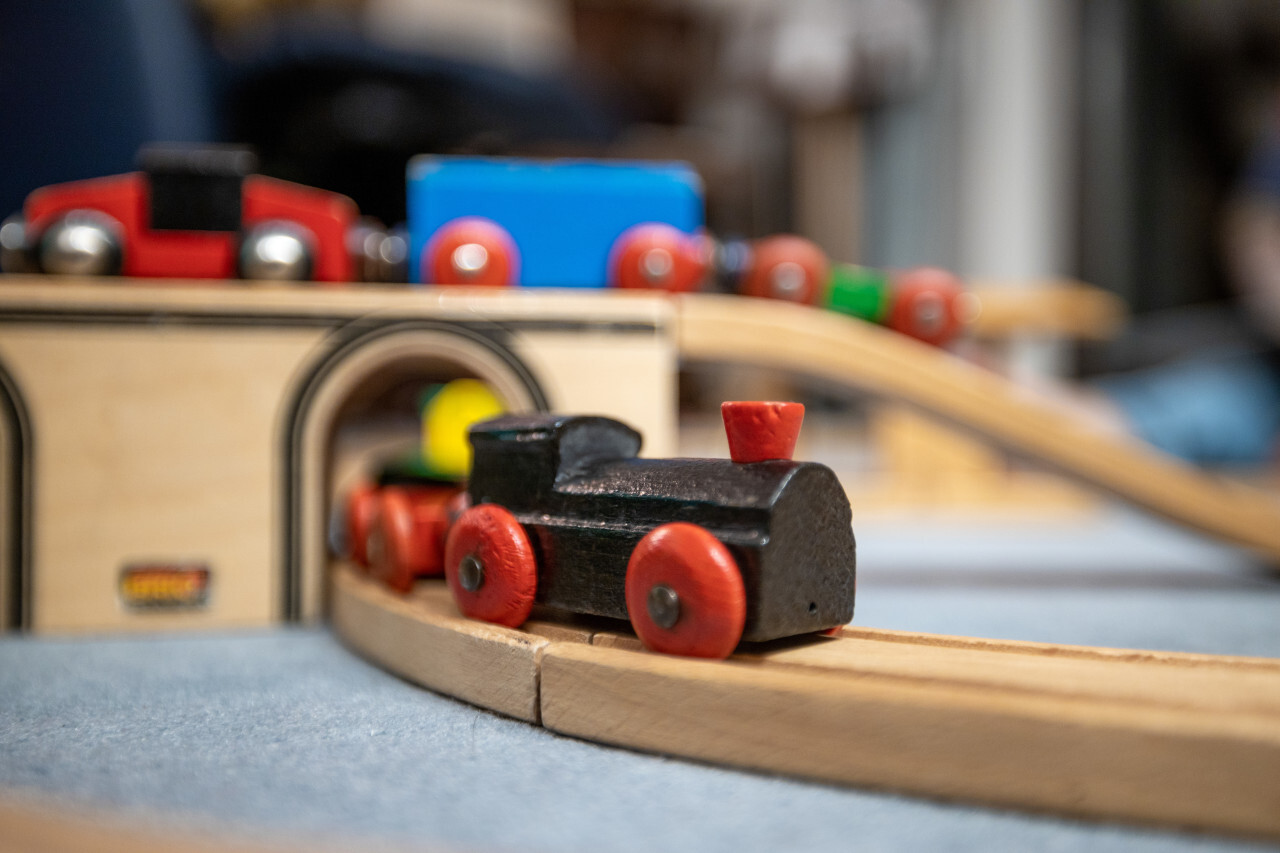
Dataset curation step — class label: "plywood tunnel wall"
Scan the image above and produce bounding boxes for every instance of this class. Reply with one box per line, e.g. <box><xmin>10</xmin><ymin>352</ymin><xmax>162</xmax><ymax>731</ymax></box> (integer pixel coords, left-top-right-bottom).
<box><xmin>0</xmin><ymin>278</ymin><xmax>677</xmax><ymax>633</ymax></box>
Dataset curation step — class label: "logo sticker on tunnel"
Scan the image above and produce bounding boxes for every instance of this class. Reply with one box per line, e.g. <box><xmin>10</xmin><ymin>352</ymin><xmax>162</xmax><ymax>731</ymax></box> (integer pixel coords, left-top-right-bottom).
<box><xmin>119</xmin><ymin>564</ymin><xmax>211</xmax><ymax>610</ymax></box>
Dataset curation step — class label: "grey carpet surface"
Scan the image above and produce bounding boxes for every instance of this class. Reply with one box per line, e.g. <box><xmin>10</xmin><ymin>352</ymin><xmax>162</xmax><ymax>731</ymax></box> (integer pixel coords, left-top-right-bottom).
<box><xmin>3</xmin><ymin>508</ymin><xmax>1279</xmax><ymax>852</ymax></box>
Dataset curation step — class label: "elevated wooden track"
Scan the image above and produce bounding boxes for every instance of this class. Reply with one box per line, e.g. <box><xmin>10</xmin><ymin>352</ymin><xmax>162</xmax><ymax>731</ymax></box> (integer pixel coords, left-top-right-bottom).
<box><xmin>676</xmin><ymin>293</ymin><xmax>1280</xmax><ymax>562</ymax></box>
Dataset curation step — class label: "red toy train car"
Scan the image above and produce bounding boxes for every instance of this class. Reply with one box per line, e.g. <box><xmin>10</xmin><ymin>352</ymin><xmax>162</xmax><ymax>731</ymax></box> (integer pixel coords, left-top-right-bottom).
<box><xmin>443</xmin><ymin>402</ymin><xmax>857</xmax><ymax>658</ymax></box>
<box><xmin>1</xmin><ymin>146</ymin><xmax>400</xmax><ymax>283</ymax></box>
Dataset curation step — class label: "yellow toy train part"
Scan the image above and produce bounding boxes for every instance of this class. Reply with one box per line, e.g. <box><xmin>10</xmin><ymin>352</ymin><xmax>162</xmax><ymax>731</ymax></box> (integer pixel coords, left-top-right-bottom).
<box><xmin>421</xmin><ymin>378</ymin><xmax>506</xmax><ymax>479</ymax></box>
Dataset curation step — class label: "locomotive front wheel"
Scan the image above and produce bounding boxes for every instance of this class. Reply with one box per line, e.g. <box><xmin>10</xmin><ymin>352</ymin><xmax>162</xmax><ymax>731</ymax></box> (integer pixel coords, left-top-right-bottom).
<box><xmin>625</xmin><ymin>523</ymin><xmax>746</xmax><ymax>659</ymax></box>
<box><xmin>444</xmin><ymin>504</ymin><xmax>537</xmax><ymax>628</ymax></box>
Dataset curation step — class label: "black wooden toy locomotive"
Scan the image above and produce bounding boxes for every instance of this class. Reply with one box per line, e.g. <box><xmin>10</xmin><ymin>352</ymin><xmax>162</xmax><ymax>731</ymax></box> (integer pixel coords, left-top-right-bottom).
<box><xmin>443</xmin><ymin>402</ymin><xmax>857</xmax><ymax>658</ymax></box>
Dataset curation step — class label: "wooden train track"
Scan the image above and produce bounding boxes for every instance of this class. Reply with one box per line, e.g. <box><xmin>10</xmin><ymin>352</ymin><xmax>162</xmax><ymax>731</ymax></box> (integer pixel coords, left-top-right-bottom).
<box><xmin>676</xmin><ymin>294</ymin><xmax>1280</xmax><ymax>562</ymax></box>
<box><xmin>2</xmin><ymin>277</ymin><xmax>1277</xmax><ymax>844</ymax></box>
<box><xmin>331</xmin><ymin>565</ymin><xmax>1280</xmax><ymax>840</ymax></box>
<box><xmin>966</xmin><ymin>278</ymin><xmax>1127</xmax><ymax>340</ymax></box>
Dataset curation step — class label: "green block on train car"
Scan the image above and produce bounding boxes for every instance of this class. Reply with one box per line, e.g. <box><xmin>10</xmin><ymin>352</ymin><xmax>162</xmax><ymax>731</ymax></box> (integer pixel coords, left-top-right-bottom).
<box><xmin>826</xmin><ymin>264</ymin><xmax>891</xmax><ymax>323</ymax></box>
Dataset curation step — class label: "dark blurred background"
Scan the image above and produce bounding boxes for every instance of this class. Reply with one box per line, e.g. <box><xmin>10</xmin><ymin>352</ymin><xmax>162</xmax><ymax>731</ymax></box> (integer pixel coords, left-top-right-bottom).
<box><xmin>7</xmin><ymin>0</ymin><xmax>1280</xmax><ymax>382</ymax></box>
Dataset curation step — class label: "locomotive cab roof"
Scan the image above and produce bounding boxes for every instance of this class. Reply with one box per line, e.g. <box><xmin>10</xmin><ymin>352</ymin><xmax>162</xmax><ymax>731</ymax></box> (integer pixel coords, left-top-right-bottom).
<box><xmin>469</xmin><ymin>414</ymin><xmax>643</xmax><ymax>497</ymax></box>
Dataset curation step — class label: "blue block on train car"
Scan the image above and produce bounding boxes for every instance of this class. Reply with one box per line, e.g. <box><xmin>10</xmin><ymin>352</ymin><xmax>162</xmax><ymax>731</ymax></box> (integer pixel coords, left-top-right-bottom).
<box><xmin>406</xmin><ymin>156</ymin><xmax>704</xmax><ymax>287</ymax></box>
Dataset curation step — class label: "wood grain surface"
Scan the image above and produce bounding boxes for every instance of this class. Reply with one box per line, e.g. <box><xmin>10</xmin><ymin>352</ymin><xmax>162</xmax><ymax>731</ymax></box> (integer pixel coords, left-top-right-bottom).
<box><xmin>0</xmin><ymin>276</ymin><xmax>678</xmax><ymax>630</ymax></box>
<box><xmin>333</xmin><ymin>567</ymin><xmax>1280</xmax><ymax>840</ymax></box>
<box><xmin>0</xmin><ymin>795</ymin><xmax>308</xmax><ymax>853</ymax></box>
<box><xmin>3</xmin><ymin>278</ymin><xmax>1275</xmax><ymax>633</ymax></box>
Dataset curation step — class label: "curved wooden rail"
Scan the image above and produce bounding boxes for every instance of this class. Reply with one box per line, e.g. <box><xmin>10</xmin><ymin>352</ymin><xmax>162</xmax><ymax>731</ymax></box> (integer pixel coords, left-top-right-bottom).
<box><xmin>331</xmin><ymin>566</ymin><xmax>1280</xmax><ymax>840</ymax></box>
<box><xmin>676</xmin><ymin>294</ymin><xmax>1280</xmax><ymax>562</ymax></box>
<box><xmin>966</xmin><ymin>279</ymin><xmax>1127</xmax><ymax>340</ymax></box>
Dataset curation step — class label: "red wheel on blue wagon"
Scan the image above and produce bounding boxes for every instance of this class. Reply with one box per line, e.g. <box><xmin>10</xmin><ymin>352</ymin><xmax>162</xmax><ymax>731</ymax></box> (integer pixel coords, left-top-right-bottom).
<box><xmin>625</xmin><ymin>523</ymin><xmax>746</xmax><ymax>659</ymax></box>
<box><xmin>424</xmin><ymin>217</ymin><xmax>518</xmax><ymax>286</ymax></box>
<box><xmin>444</xmin><ymin>504</ymin><xmax>537</xmax><ymax>627</ymax></box>
<box><xmin>609</xmin><ymin>223</ymin><xmax>707</xmax><ymax>292</ymax></box>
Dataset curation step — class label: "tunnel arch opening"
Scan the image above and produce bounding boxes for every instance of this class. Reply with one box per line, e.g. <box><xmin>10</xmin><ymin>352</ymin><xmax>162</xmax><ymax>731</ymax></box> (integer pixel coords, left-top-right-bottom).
<box><xmin>283</xmin><ymin>321</ymin><xmax>549</xmax><ymax>622</ymax></box>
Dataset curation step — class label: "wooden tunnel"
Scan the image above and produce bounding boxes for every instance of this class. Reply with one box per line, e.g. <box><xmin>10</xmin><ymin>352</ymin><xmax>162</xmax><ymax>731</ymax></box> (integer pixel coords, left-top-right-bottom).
<box><xmin>0</xmin><ymin>277</ymin><xmax>678</xmax><ymax>632</ymax></box>
<box><xmin>3</xmin><ymin>277</ymin><xmax>1280</xmax><ymax>634</ymax></box>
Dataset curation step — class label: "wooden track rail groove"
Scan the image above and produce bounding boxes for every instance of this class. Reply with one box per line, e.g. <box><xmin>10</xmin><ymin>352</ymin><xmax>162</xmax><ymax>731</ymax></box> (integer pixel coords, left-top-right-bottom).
<box><xmin>675</xmin><ymin>294</ymin><xmax>1280</xmax><ymax>562</ymax></box>
<box><xmin>332</xmin><ymin>567</ymin><xmax>1280</xmax><ymax>840</ymax></box>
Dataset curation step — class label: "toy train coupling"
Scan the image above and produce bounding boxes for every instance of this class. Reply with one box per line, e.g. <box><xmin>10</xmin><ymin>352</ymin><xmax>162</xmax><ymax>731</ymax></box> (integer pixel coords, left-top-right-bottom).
<box><xmin>347</xmin><ymin>219</ymin><xmax>409</xmax><ymax>284</ymax></box>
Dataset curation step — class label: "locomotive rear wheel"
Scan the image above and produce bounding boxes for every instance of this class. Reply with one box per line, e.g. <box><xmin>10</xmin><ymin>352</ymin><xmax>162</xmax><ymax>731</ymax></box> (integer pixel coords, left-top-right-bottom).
<box><xmin>625</xmin><ymin>523</ymin><xmax>746</xmax><ymax>659</ymax></box>
<box><xmin>444</xmin><ymin>504</ymin><xmax>537</xmax><ymax>628</ymax></box>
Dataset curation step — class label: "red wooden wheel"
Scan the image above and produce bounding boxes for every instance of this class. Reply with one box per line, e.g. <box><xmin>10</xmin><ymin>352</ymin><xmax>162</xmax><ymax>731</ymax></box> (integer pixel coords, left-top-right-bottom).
<box><xmin>345</xmin><ymin>482</ymin><xmax>381</xmax><ymax>569</ymax></box>
<box><xmin>739</xmin><ymin>235</ymin><xmax>829</xmax><ymax>305</ymax></box>
<box><xmin>886</xmin><ymin>267</ymin><xmax>966</xmax><ymax>346</ymax></box>
<box><xmin>423</xmin><ymin>217</ymin><xmax>518</xmax><ymax>286</ymax></box>
<box><xmin>608</xmin><ymin>223</ymin><xmax>707</xmax><ymax>292</ymax></box>
<box><xmin>444</xmin><ymin>504</ymin><xmax>537</xmax><ymax>627</ymax></box>
<box><xmin>625</xmin><ymin>523</ymin><xmax>746</xmax><ymax>659</ymax></box>
<box><xmin>372</xmin><ymin>486</ymin><xmax>454</xmax><ymax>593</ymax></box>
<box><xmin>371</xmin><ymin>487</ymin><xmax>418</xmax><ymax>593</ymax></box>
